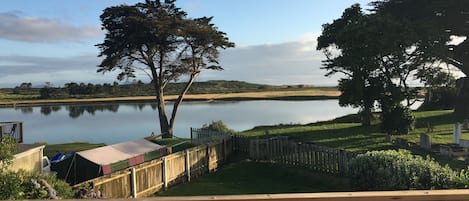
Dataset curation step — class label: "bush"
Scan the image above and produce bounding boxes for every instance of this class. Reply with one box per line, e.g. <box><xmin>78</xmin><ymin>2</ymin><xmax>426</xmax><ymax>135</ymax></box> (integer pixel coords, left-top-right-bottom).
<box><xmin>381</xmin><ymin>105</ymin><xmax>415</xmax><ymax>135</ymax></box>
<box><xmin>0</xmin><ymin>171</ymin><xmax>23</xmax><ymax>199</ymax></box>
<box><xmin>201</xmin><ymin>120</ymin><xmax>236</xmax><ymax>134</ymax></box>
<box><xmin>348</xmin><ymin>150</ymin><xmax>457</xmax><ymax>190</ymax></box>
<box><xmin>0</xmin><ymin>170</ymin><xmax>73</xmax><ymax>200</ymax></box>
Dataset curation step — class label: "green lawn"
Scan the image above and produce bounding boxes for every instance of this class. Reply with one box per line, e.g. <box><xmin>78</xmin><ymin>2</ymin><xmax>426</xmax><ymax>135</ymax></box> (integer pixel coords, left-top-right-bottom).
<box><xmin>157</xmin><ymin>159</ymin><xmax>350</xmax><ymax>196</ymax></box>
<box><xmin>240</xmin><ymin>109</ymin><xmax>469</xmax><ymax>168</ymax></box>
<box><xmin>153</xmin><ymin>138</ymin><xmax>194</xmax><ymax>153</ymax></box>
<box><xmin>43</xmin><ymin>142</ymin><xmax>106</xmax><ymax>158</ymax></box>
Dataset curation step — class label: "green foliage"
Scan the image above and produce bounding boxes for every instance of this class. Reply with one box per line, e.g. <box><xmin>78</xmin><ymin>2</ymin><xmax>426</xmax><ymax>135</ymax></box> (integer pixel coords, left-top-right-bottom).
<box><xmin>0</xmin><ymin>136</ymin><xmax>17</xmax><ymax>171</ymax></box>
<box><xmin>454</xmin><ymin>168</ymin><xmax>469</xmax><ymax>188</ymax></box>
<box><xmin>202</xmin><ymin>120</ymin><xmax>237</xmax><ymax>134</ymax></box>
<box><xmin>1</xmin><ymin>81</ymin><xmax>329</xmax><ymax>101</ymax></box>
<box><xmin>0</xmin><ymin>170</ymin><xmax>73</xmax><ymax>199</ymax></box>
<box><xmin>348</xmin><ymin>150</ymin><xmax>457</xmax><ymax>190</ymax></box>
<box><xmin>0</xmin><ymin>171</ymin><xmax>23</xmax><ymax>199</ymax></box>
<box><xmin>381</xmin><ymin>104</ymin><xmax>415</xmax><ymax>135</ymax></box>
<box><xmin>419</xmin><ymin>86</ymin><xmax>457</xmax><ymax>111</ymax></box>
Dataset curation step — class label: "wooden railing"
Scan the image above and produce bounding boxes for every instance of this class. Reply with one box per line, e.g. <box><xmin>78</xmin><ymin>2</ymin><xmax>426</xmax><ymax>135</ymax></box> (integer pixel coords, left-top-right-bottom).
<box><xmin>74</xmin><ymin>138</ymin><xmax>233</xmax><ymax>198</ymax></box>
<box><xmin>0</xmin><ymin>121</ymin><xmax>23</xmax><ymax>143</ymax></box>
<box><xmin>65</xmin><ymin>189</ymin><xmax>469</xmax><ymax>200</ymax></box>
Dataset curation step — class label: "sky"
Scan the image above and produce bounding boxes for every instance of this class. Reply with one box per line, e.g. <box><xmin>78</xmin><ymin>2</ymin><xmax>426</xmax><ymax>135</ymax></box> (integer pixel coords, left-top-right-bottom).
<box><xmin>0</xmin><ymin>0</ymin><xmax>373</xmax><ymax>88</ymax></box>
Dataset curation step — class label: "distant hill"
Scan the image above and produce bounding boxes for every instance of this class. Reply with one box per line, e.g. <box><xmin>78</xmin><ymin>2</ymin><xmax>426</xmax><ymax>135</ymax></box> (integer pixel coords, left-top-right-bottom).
<box><xmin>1</xmin><ymin>80</ymin><xmax>337</xmax><ymax>100</ymax></box>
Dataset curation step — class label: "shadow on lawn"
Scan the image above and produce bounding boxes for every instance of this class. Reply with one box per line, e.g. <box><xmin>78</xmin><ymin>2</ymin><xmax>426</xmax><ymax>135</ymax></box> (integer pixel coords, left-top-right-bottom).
<box><xmin>414</xmin><ymin>112</ymin><xmax>459</xmax><ymax>129</ymax></box>
<box><xmin>279</xmin><ymin>124</ymin><xmax>395</xmax><ymax>152</ymax></box>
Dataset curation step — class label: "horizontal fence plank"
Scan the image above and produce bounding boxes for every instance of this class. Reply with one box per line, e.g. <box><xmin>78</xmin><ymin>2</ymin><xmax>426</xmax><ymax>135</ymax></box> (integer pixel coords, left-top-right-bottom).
<box><xmin>67</xmin><ymin>189</ymin><xmax>469</xmax><ymax>201</ymax></box>
<box><xmin>73</xmin><ymin>137</ymin><xmax>233</xmax><ymax>198</ymax></box>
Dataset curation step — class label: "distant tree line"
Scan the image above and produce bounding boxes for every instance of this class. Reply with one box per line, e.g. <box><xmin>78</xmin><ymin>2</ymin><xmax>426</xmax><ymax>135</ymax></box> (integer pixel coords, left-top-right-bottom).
<box><xmin>7</xmin><ymin>80</ymin><xmax>320</xmax><ymax>100</ymax></box>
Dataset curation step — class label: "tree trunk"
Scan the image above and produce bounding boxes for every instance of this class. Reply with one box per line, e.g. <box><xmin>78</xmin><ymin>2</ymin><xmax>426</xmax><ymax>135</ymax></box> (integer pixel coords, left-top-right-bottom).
<box><xmin>155</xmin><ymin>87</ymin><xmax>172</xmax><ymax>138</ymax></box>
<box><xmin>361</xmin><ymin>105</ymin><xmax>372</xmax><ymax>126</ymax></box>
<box><xmin>454</xmin><ymin>77</ymin><xmax>469</xmax><ymax>119</ymax></box>
<box><xmin>168</xmin><ymin>73</ymin><xmax>198</xmax><ymax>137</ymax></box>
<box><xmin>452</xmin><ymin>40</ymin><xmax>469</xmax><ymax>119</ymax></box>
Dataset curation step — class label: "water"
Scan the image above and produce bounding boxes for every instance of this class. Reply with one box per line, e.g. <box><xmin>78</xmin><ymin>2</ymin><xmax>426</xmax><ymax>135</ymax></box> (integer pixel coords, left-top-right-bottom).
<box><xmin>0</xmin><ymin>100</ymin><xmax>358</xmax><ymax>144</ymax></box>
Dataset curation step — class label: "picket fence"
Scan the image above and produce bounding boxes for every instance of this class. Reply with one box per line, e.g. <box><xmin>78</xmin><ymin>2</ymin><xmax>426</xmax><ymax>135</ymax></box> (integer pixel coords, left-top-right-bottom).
<box><xmin>74</xmin><ymin>138</ymin><xmax>232</xmax><ymax>198</ymax></box>
<box><xmin>247</xmin><ymin>136</ymin><xmax>354</xmax><ymax>176</ymax></box>
<box><xmin>190</xmin><ymin>127</ymin><xmax>232</xmax><ymax>145</ymax></box>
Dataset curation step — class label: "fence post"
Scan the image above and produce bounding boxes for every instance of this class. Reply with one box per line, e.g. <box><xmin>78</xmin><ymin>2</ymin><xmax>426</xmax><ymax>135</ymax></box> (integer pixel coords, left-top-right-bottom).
<box><xmin>207</xmin><ymin>144</ymin><xmax>211</xmax><ymax>172</ymax></box>
<box><xmin>185</xmin><ymin>150</ymin><xmax>191</xmax><ymax>182</ymax></box>
<box><xmin>130</xmin><ymin>168</ymin><xmax>137</xmax><ymax>198</ymax></box>
<box><xmin>0</xmin><ymin>125</ymin><xmax>3</xmax><ymax>141</ymax></box>
<box><xmin>19</xmin><ymin>122</ymin><xmax>23</xmax><ymax>143</ymax></box>
<box><xmin>223</xmin><ymin>138</ymin><xmax>227</xmax><ymax>162</ymax></box>
<box><xmin>190</xmin><ymin>127</ymin><xmax>193</xmax><ymax>144</ymax></box>
<box><xmin>162</xmin><ymin>157</ymin><xmax>168</xmax><ymax>189</ymax></box>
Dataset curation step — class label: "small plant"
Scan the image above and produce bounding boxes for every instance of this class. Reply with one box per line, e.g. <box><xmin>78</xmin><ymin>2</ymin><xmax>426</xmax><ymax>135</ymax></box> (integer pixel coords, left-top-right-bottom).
<box><xmin>0</xmin><ymin>136</ymin><xmax>17</xmax><ymax>171</ymax></box>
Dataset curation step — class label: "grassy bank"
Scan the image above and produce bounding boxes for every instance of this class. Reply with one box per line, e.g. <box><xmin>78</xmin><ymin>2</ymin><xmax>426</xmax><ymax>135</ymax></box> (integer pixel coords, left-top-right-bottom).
<box><xmin>0</xmin><ymin>80</ymin><xmax>338</xmax><ymax>106</ymax></box>
<box><xmin>0</xmin><ymin>89</ymin><xmax>339</xmax><ymax>107</ymax></box>
<box><xmin>43</xmin><ymin>142</ymin><xmax>106</xmax><ymax>158</ymax></box>
<box><xmin>240</xmin><ymin>109</ymin><xmax>469</xmax><ymax>168</ymax></box>
<box><xmin>158</xmin><ymin>159</ymin><xmax>350</xmax><ymax>196</ymax></box>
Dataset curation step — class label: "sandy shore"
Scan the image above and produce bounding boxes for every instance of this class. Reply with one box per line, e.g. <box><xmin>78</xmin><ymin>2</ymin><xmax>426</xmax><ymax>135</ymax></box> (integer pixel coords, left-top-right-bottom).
<box><xmin>0</xmin><ymin>89</ymin><xmax>340</xmax><ymax>107</ymax></box>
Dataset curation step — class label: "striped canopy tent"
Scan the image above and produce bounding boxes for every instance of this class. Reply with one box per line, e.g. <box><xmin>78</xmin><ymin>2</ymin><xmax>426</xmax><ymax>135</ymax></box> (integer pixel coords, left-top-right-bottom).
<box><xmin>52</xmin><ymin>138</ymin><xmax>168</xmax><ymax>185</ymax></box>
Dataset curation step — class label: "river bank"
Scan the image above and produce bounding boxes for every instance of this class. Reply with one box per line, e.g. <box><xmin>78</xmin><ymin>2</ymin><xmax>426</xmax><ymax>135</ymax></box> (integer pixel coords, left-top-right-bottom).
<box><xmin>0</xmin><ymin>89</ymin><xmax>339</xmax><ymax>107</ymax></box>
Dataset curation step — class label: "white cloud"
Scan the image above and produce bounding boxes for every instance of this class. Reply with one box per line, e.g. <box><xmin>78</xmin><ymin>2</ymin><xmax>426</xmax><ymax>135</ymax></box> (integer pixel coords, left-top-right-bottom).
<box><xmin>0</xmin><ymin>12</ymin><xmax>102</xmax><ymax>43</ymax></box>
<box><xmin>200</xmin><ymin>37</ymin><xmax>340</xmax><ymax>86</ymax></box>
<box><xmin>0</xmin><ymin>34</ymin><xmax>342</xmax><ymax>87</ymax></box>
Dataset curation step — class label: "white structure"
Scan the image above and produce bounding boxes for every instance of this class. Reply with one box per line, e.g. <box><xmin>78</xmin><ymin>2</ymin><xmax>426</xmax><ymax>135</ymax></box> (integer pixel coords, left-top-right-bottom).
<box><xmin>453</xmin><ymin>122</ymin><xmax>462</xmax><ymax>144</ymax></box>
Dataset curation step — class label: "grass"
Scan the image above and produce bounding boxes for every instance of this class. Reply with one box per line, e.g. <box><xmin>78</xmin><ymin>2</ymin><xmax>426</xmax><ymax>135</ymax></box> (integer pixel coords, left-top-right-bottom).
<box><xmin>240</xmin><ymin>109</ymin><xmax>469</xmax><ymax>169</ymax></box>
<box><xmin>157</xmin><ymin>159</ymin><xmax>350</xmax><ymax>196</ymax></box>
<box><xmin>153</xmin><ymin>138</ymin><xmax>194</xmax><ymax>153</ymax></box>
<box><xmin>241</xmin><ymin>122</ymin><xmax>389</xmax><ymax>152</ymax></box>
<box><xmin>43</xmin><ymin>142</ymin><xmax>106</xmax><ymax>158</ymax></box>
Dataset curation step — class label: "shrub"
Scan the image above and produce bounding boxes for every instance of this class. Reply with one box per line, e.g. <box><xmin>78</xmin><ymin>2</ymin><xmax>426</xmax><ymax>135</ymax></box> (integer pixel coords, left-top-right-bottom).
<box><xmin>348</xmin><ymin>150</ymin><xmax>457</xmax><ymax>190</ymax></box>
<box><xmin>202</xmin><ymin>120</ymin><xmax>236</xmax><ymax>134</ymax></box>
<box><xmin>0</xmin><ymin>136</ymin><xmax>17</xmax><ymax>170</ymax></box>
<box><xmin>0</xmin><ymin>171</ymin><xmax>23</xmax><ymax>199</ymax></box>
<box><xmin>0</xmin><ymin>170</ymin><xmax>73</xmax><ymax>200</ymax></box>
<box><xmin>381</xmin><ymin>105</ymin><xmax>415</xmax><ymax>135</ymax></box>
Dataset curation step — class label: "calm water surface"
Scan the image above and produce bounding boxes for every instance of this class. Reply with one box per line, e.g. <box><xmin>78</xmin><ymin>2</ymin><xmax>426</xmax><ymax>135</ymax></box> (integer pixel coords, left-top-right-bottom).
<box><xmin>0</xmin><ymin>100</ymin><xmax>358</xmax><ymax>144</ymax></box>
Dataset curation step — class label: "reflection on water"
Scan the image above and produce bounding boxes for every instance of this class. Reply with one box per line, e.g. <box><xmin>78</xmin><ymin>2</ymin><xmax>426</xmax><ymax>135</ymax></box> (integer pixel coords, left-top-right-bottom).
<box><xmin>1</xmin><ymin>100</ymin><xmax>358</xmax><ymax>144</ymax></box>
<box><xmin>20</xmin><ymin>104</ymin><xmax>121</xmax><ymax>118</ymax></box>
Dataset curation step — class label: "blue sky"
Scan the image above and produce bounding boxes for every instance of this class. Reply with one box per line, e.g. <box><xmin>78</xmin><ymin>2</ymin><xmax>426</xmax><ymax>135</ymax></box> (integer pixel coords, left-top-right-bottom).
<box><xmin>0</xmin><ymin>0</ymin><xmax>371</xmax><ymax>87</ymax></box>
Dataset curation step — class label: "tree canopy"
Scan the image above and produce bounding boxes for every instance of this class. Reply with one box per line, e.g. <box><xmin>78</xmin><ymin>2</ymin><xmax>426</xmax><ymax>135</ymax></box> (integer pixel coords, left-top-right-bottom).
<box><xmin>371</xmin><ymin>0</ymin><xmax>469</xmax><ymax>118</ymax></box>
<box><xmin>97</xmin><ymin>0</ymin><xmax>234</xmax><ymax>137</ymax></box>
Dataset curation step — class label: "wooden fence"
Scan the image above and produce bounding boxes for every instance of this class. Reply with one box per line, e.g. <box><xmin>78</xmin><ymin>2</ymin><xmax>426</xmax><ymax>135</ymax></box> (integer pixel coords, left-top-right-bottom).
<box><xmin>75</xmin><ymin>138</ymin><xmax>233</xmax><ymax>198</ymax></box>
<box><xmin>190</xmin><ymin>127</ymin><xmax>232</xmax><ymax>145</ymax></box>
<box><xmin>247</xmin><ymin>136</ymin><xmax>354</xmax><ymax>176</ymax></box>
